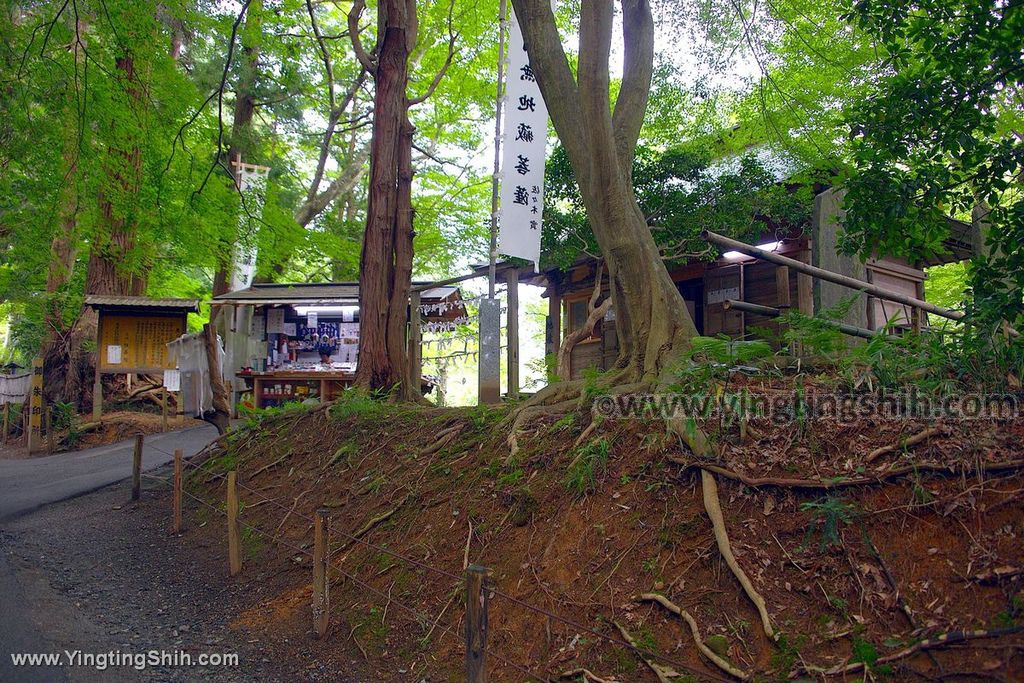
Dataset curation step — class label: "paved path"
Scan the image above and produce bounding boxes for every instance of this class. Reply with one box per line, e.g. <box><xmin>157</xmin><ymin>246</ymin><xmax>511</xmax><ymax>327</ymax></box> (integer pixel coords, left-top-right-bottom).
<box><xmin>0</xmin><ymin>425</ymin><xmax>218</xmax><ymax>523</ymax></box>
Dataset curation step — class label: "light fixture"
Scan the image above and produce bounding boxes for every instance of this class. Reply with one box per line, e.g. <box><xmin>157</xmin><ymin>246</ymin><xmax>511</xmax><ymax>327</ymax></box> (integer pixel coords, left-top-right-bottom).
<box><xmin>722</xmin><ymin>240</ymin><xmax>781</xmax><ymax>259</ymax></box>
<box><xmin>293</xmin><ymin>305</ymin><xmax>360</xmax><ymax>316</ymax></box>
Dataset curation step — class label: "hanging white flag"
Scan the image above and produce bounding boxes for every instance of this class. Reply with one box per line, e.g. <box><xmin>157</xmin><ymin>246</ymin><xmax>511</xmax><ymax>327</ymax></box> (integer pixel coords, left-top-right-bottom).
<box><xmin>497</xmin><ymin>6</ymin><xmax>547</xmax><ymax>270</ymax></box>
<box><xmin>230</xmin><ymin>160</ymin><xmax>271</xmax><ymax>292</ymax></box>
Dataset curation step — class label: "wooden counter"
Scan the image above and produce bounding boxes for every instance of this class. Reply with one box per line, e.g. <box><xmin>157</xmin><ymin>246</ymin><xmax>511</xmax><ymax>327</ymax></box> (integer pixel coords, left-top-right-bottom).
<box><xmin>237</xmin><ymin>369</ymin><xmax>356</xmax><ymax>408</ymax></box>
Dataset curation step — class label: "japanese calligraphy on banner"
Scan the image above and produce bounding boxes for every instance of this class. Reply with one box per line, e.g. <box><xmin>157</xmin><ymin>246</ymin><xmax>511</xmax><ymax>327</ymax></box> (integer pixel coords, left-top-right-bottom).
<box><xmin>498</xmin><ymin>6</ymin><xmax>548</xmax><ymax>270</ymax></box>
<box><xmin>230</xmin><ymin>161</ymin><xmax>271</xmax><ymax>292</ymax></box>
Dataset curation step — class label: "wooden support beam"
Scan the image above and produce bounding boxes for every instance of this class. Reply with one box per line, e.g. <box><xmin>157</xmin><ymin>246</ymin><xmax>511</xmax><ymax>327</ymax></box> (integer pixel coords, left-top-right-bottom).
<box><xmin>723</xmin><ymin>299</ymin><xmax>887</xmax><ymax>341</ymax></box>
<box><xmin>704</xmin><ymin>230</ymin><xmax>965</xmax><ymax>323</ymax></box>
<box><xmin>506</xmin><ymin>269</ymin><xmax>520</xmax><ymax>399</ymax></box>
<box><xmin>547</xmin><ymin>291</ymin><xmax>561</xmax><ymax>359</ymax></box>
<box><xmin>775</xmin><ymin>265</ymin><xmax>791</xmax><ymax>308</ymax></box>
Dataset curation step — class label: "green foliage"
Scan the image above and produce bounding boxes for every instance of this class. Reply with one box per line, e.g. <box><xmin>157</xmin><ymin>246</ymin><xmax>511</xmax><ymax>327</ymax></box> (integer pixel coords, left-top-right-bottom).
<box><xmin>328</xmin><ymin>388</ymin><xmax>388</xmax><ymax>421</ymax></box>
<box><xmin>565</xmin><ymin>438</ymin><xmax>611</xmax><ymax>497</ymax></box>
<box><xmin>839</xmin><ymin>0</ymin><xmax>1024</xmax><ymax>328</ymax></box>
<box><xmin>801</xmin><ymin>496</ymin><xmax>857</xmax><ymax>550</ymax></box>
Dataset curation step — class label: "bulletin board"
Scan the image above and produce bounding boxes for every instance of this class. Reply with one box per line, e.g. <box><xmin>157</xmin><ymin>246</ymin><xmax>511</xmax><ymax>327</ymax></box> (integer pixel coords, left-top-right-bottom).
<box><xmin>98</xmin><ymin>314</ymin><xmax>186</xmax><ymax>373</ymax></box>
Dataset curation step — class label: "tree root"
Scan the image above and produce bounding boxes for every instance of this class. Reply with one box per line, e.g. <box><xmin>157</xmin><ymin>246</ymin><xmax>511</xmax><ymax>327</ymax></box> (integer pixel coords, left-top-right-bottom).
<box><xmin>417</xmin><ymin>423</ymin><xmax>464</xmax><ymax>457</ymax></box>
<box><xmin>667</xmin><ymin>457</ymin><xmax>1024</xmax><ymax>489</ymax></box>
<box><xmin>798</xmin><ymin>624</ymin><xmax>1024</xmax><ymax>677</ymax></box>
<box><xmin>250</xmin><ymin>454</ymin><xmax>290</xmax><ymax>479</ymax></box>
<box><xmin>700</xmin><ymin>469</ymin><xmax>775</xmax><ymax>640</ymax></box>
<box><xmin>559</xmin><ymin>668</ymin><xmax>619</xmax><ymax>683</ymax></box>
<box><xmin>865</xmin><ymin>426</ymin><xmax>942</xmax><ymax>463</ymax></box>
<box><xmin>506</xmin><ymin>398</ymin><xmax>580</xmax><ymax>464</ymax></box>
<box><xmin>613</xmin><ymin>622</ymin><xmax>680</xmax><ymax>683</ymax></box>
<box><xmin>638</xmin><ymin>593</ymin><xmax>749</xmax><ymax>680</ymax></box>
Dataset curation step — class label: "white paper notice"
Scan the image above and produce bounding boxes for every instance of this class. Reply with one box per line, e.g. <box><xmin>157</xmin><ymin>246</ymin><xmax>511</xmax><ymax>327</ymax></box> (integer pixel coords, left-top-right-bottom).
<box><xmin>497</xmin><ymin>6</ymin><xmax>548</xmax><ymax>270</ymax></box>
<box><xmin>267</xmin><ymin>308</ymin><xmax>285</xmax><ymax>333</ymax></box>
<box><xmin>106</xmin><ymin>345</ymin><xmax>122</xmax><ymax>365</ymax></box>
<box><xmin>307</xmin><ymin>312</ymin><xmax>318</xmax><ymax>328</ymax></box>
<box><xmin>163</xmin><ymin>368</ymin><xmax>181</xmax><ymax>391</ymax></box>
<box><xmin>282</xmin><ymin>322</ymin><xmax>297</xmax><ymax>336</ymax></box>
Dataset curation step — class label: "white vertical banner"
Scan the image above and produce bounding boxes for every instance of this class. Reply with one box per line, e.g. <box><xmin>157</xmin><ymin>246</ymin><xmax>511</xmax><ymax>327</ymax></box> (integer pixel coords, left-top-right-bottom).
<box><xmin>497</xmin><ymin>6</ymin><xmax>548</xmax><ymax>270</ymax></box>
<box><xmin>230</xmin><ymin>161</ymin><xmax>271</xmax><ymax>292</ymax></box>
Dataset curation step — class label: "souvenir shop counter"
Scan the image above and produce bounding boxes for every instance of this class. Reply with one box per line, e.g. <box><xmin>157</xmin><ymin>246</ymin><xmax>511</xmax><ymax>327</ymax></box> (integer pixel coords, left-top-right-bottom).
<box><xmin>238</xmin><ymin>368</ymin><xmax>357</xmax><ymax>408</ymax></box>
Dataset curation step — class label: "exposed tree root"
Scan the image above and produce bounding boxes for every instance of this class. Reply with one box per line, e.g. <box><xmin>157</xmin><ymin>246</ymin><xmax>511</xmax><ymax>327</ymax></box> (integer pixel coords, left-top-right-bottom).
<box><xmin>613</xmin><ymin>622</ymin><xmax>679</xmax><ymax>683</ymax></box>
<box><xmin>572</xmin><ymin>413</ymin><xmax>601</xmax><ymax>449</ymax></box>
<box><xmin>638</xmin><ymin>593</ymin><xmax>749</xmax><ymax>680</ymax></box>
<box><xmin>667</xmin><ymin>457</ymin><xmax>1024</xmax><ymax>489</ymax></box>
<box><xmin>347</xmin><ymin>495</ymin><xmax>410</xmax><ymax>543</ymax></box>
<box><xmin>559</xmin><ymin>668</ymin><xmax>619</xmax><ymax>683</ymax></box>
<box><xmin>798</xmin><ymin>625</ymin><xmax>1024</xmax><ymax>677</ymax></box>
<box><xmin>700</xmin><ymin>469</ymin><xmax>775</xmax><ymax>640</ymax></box>
<box><xmin>506</xmin><ymin>398</ymin><xmax>581</xmax><ymax>464</ymax></box>
<box><xmin>250</xmin><ymin>454</ymin><xmax>290</xmax><ymax>479</ymax></box>
<box><xmin>865</xmin><ymin>426</ymin><xmax>943</xmax><ymax>463</ymax></box>
<box><xmin>417</xmin><ymin>423</ymin><xmax>464</xmax><ymax>457</ymax></box>
<box><xmin>963</xmin><ymin>565</ymin><xmax>1024</xmax><ymax>584</ymax></box>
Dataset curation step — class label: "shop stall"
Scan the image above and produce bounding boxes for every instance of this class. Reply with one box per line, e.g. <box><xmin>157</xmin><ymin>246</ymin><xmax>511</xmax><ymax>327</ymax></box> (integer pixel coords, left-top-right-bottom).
<box><xmin>212</xmin><ymin>283</ymin><xmax>464</xmax><ymax>409</ymax></box>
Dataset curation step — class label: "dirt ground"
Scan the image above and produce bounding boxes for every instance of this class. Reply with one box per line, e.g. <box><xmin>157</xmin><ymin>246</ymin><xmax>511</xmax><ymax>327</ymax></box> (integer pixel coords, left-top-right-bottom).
<box><xmin>181</xmin><ymin>396</ymin><xmax>1024</xmax><ymax>682</ymax></box>
<box><xmin>0</xmin><ymin>472</ymin><xmax>372</xmax><ymax>682</ymax></box>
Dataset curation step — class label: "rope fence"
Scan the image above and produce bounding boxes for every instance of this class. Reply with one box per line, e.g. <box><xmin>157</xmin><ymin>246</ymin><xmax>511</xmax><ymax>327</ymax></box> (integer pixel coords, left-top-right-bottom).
<box><xmin>132</xmin><ymin>433</ymin><xmax>729</xmax><ymax>682</ymax></box>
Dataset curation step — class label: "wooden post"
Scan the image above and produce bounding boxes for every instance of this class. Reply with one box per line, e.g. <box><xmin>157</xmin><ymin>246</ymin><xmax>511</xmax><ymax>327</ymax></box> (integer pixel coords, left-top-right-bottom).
<box><xmin>172</xmin><ymin>448</ymin><xmax>183</xmax><ymax>534</ymax></box>
<box><xmin>46</xmin><ymin>404</ymin><xmax>54</xmax><ymax>454</ymax></box>
<box><xmin>227</xmin><ymin>470</ymin><xmax>242</xmax><ymax>576</ymax></box>
<box><xmin>409</xmin><ymin>290</ymin><xmax>422</xmax><ymax>395</ymax></box>
<box><xmin>506</xmin><ymin>269</ymin><xmax>520</xmax><ymax>399</ymax></box>
<box><xmin>131</xmin><ymin>434</ymin><xmax>143</xmax><ymax>501</ymax></box>
<box><xmin>464</xmin><ymin>564</ymin><xmax>490</xmax><ymax>683</ymax></box>
<box><xmin>313</xmin><ymin>507</ymin><xmax>331</xmax><ymax>638</ymax></box>
<box><xmin>775</xmin><ymin>265</ymin><xmax>791</xmax><ymax>309</ymax></box>
<box><xmin>161</xmin><ymin>388</ymin><xmax>168</xmax><ymax>431</ymax></box>
<box><xmin>547</xmin><ymin>290</ymin><xmax>561</xmax><ymax>359</ymax></box>
<box><xmin>2</xmin><ymin>402</ymin><xmax>9</xmax><ymax>444</ymax></box>
<box><xmin>27</xmin><ymin>358</ymin><xmax>43</xmax><ymax>453</ymax></box>
<box><xmin>92</xmin><ymin>315</ymin><xmax>103</xmax><ymax>421</ymax></box>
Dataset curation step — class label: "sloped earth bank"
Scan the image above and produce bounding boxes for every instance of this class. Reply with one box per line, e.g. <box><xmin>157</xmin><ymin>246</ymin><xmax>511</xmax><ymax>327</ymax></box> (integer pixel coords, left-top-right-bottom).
<box><xmin>182</xmin><ymin>391</ymin><xmax>1024</xmax><ymax>682</ymax></box>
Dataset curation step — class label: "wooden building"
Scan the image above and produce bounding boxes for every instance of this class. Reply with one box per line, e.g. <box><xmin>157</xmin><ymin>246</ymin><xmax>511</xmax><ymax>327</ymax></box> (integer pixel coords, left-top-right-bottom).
<box><xmin>531</xmin><ymin>188</ymin><xmax>974</xmax><ymax>379</ymax></box>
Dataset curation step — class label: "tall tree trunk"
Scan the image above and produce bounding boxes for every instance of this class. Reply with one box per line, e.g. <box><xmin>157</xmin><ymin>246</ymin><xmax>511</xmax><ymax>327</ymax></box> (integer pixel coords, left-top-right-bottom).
<box><xmin>213</xmin><ymin>0</ymin><xmax>263</xmax><ymax>297</ymax></box>
<box><xmin>354</xmin><ymin>0</ymin><xmax>415</xmax><ymax>393</ymax></box>
<box><xmin>511</xmin><ymin>0</ymin><xmax>697</xmax><ymax>382</ymax></box>
<box><xmin>85</xmin><ymin>52</ymin><xmax>146</xmax><ymax>297</ymax></box>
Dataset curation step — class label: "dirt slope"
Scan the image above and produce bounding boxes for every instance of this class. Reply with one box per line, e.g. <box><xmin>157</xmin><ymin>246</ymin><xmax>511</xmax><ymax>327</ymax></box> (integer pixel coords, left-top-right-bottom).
<box><xmin>182</xmin><ymin>394</ymin><xmax>1024</xmax><ymax>682</ymax></box>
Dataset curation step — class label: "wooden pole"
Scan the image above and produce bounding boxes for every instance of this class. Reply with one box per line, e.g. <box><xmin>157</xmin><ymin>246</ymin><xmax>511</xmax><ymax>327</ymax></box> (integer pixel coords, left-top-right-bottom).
<box><xmin>161</xmin><ymin>388</ymin><xmax>168</xmax><ymax>431</ymax></box>
<box><xmin>409</xmin><ymin>290</ymin><xmax>422</xmax><ymax>396</ymax></box>
<box><xmin>27</xmin><ymin>358</ymin><xmax>43</xmax><ymax>453</ymax></box>
<box><xmin>703</xmin><ymin>230</ymin><xmax>969</xmax><ymax>324</ymax></box>
<box><xmin>227</xmin><ymin>470</ymin><xmax>242</xmax><ymax>576</ymax></box>
<box><xmin>46</xmin><ymin>404</ymin><xmax>54</xmax><ymax>454</ymax></box>
<box><xmin>131</xmin><ymin>434</ymin><xmax>143</xmax><ymax>501</ymax></box>
<box><xmin>2</xmin><ymin>402</ymin><xmax>9</xmax><ymax>444</ymax></box>
<box><xmin>172</xmin><ymin>448</ymin><xmax>183</xmax><ymax>534</ymax></box>
<box><xmin>506</xmin><ymin>269</ymin><xmax>520</xmax><ymax>399</ymax></box>
<box><xmin>465</xmin><ymin>564</ymin><xmax>490</xmax><ymax>683</ymax></box>
<box><xmin>723</xmin><ymin>299</ymin><xmax>888</xmax><ymax>341</ymax></box>
<box><xmin>92</xmin><ymin>316</ymin><xmax>103</xmax><ymax>421</ymax></box>
<box><xmin>313</xmin><ymin>507</ymin><xmax>331</xmax><ymax>638</ymax></box>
